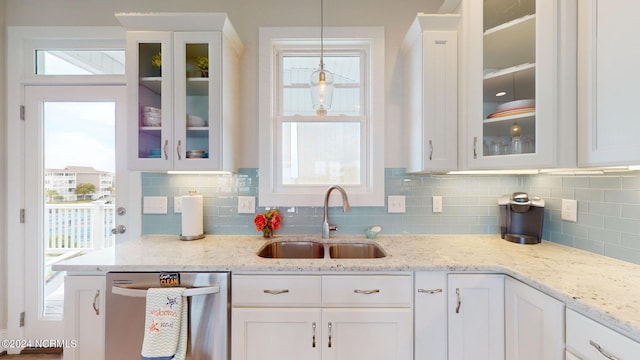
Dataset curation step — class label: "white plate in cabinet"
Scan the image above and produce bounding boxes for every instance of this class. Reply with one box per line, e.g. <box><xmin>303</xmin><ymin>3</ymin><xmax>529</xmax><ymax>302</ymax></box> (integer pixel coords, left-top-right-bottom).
<box><xmin>321</xmin><ymin>275</ymin><xmax>413</xmax><ymax>307</ymax></box>
<box><xmin>566</xmin><ymin>309</ymin><xmax>640</xmax><ymax>360</ymax></box>
<box><xmin>232</xmin><ymin>275</ymin><xmax>321</xmax><ymax>306</ymax></box>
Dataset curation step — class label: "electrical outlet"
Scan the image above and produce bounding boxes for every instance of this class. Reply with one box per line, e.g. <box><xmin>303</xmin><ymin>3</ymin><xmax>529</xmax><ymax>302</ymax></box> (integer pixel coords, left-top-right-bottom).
<box><xmin>388</xmin><ymin>195</ymin><xmax>406</xmax><ymax>213</ymax></box>
<box><xmin>238</xmin><ymin>196</ymin><xmax>256</xmax><ymax>214</ymax></box>
<box><xmin>433</xmin><ymin>196</ymin><xmax>443</xmax><ymax>213</ymax></box>
<box><xmin>143</xmin><ymin>196</ymin><xmax>168</xmax><ymax>214</ymax></box>
<box><xmin>174</xmin><ymin>197</ymin><xmax>183</xmax><ymax>213</ymax></box>
<box><xmin>562</xmin><ymin>199</ymin><xmax>578</xmax><ymax>222</ymax></box>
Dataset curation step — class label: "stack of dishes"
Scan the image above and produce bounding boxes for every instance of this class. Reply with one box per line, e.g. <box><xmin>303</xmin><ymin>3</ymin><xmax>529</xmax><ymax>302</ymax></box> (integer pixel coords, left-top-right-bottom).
<box><xmin>186</xmin><ymin>150</ymin><xmax>207</xmax><ymax>159</ymax></box>
<box><xmin>148</xmin><ymin>148</ymin><xmax>162</xmax><ymax>158</ymax></box>
<box><xmin>487</xmin><ymin>99</ymin><xmax>535</xmax><ymax>119</ymax></box>
<box><xmin>187</xmin><ymin>114</ymin><xmax>207</xmax><ymax>127</ymax></box>
<box><xmin>142</xmin><ymin>106</ymin><xmax>162</xmax><ymax>127</ymax></box>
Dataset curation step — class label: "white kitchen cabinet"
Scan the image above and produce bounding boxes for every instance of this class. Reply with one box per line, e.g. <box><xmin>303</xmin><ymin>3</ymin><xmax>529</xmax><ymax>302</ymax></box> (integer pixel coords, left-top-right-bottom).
<box><xmin>231</xmin><ymin>274</ymin><xmax>413</xmax><ymax>360</ymax></box>
<box><xmin>116</xmin><ymin>13</ymin><xmax>243</xmax><ymax>171</ymax></box>
<box><xmin>232</xmin><ymin>308</ymin><xmax>322</xmax><ymax>360</ymax></box>
<box><xmin>505</xmin><ymin>276</ymin><xmax>565</xmax><ymax>360</ymax></box>
<box><xmin>402</xmin><ymin>14</ymin><xmax>460</xmax><ymax>173</ymax></box>
<box><xmin>566</xmin><ymin>309</ymin><xmax>640</xmax><ymax>360</ymax></box>
<box><xmin>447</xmin><ymin>273</ymin><xmax>504</xmax><ymax>360</ymax></box>
<box><xmin>577</xmin><ymin>0</ymin><xmax>640</xmax><ymax>166</ymax></box>
<box><xmin>63</xmin><ymin>275</ymin><xmax>105</xmax><ymax>360</ymax></box>
<box><xmin>414</xmin><ymin>272</ymin><xmax>447</xmax><ymax>360</ymax></box>
<box><xmin>457</xmin><ymin>0</ymin><xmax>576</xmax><ymax>170</ymax></box>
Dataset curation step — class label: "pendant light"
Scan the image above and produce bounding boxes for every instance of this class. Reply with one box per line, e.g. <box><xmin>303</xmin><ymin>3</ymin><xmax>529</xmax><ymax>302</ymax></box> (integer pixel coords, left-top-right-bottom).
<box><xmin>310</xmin><ymin>0</ymin><xmax>334</xmax><ymax>116</ymax></box>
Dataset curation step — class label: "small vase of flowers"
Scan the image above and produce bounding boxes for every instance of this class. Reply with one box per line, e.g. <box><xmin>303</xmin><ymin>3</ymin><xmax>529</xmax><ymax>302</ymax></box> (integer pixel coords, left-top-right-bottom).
<box><xmin>150</xmin><ymin>52</ymin><xmax>162</xmax><ymax>76</ymax></box>
<box><xmin>195</xmin><ymin>56</ymin><xmax>209</xmax><ymax>77</ymax></box>
<box><xmin>254</xmin><ymin>209</ymin><xmax>281</xmax><ymax>238</ymax></box>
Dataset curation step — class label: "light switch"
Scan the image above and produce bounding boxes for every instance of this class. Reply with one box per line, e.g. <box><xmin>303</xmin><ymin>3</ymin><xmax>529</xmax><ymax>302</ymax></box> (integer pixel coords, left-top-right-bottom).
<box><xmin>174</xmin><ymin>197</ymin><xmax>182</xmax><ymax>213</ymax></box>
<box><xmin>143</xmin><ymin>196</ymin><xmax>168</xmax><ymax>214</ymax></box>
<box><xmin>388</xmin><ymin>195</ymin><xmax>406</xmax><ymax>213</ymax></box>
<box><xmin>561</xmin><ymin>199</ymin><xmax>578</xmax><ymax>222</ymax></box>
<box><xmin>433</xmin><ymin>196</ymin><xmax>443</xmax><ymax>213</ymax></box>
<box><xmin>238</xmin><ymin>196</ymin><xmax>256</xmax><ymax>214</ymax></box>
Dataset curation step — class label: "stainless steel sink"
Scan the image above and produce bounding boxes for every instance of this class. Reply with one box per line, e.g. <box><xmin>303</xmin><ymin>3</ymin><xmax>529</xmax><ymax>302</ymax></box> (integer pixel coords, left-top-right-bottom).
<box><xmin>256</xmin><ymin>241</ymin><xmax>325</xmax><ymax>259</ymax></box>
<box><xmin>328</xmin><ymin>243</ymin><xmax>386</xmax><ymax>259</ymax></box>
<box><xmin>256</xmin><ymin>240</ymin><xmax>386</xmax><ymax>259</ymax></box>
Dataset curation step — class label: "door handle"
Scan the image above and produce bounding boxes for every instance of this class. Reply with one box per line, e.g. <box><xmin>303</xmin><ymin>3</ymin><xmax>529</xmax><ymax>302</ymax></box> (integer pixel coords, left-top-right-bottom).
<box><xmin>455</xmin><ymin>288</ymin><xmax>462</xmax><ymax>313</ymax></box>
<box><xmin>111</xmin><ymin>225</ymin><xmax>126</xmax><ymax>235</ymax></box>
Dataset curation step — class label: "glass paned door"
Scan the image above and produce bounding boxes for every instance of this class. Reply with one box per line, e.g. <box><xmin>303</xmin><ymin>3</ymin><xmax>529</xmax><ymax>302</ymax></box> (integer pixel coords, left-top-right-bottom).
<box><xmin>482</xmin><ymin>0</ymin><xmax>537</xmax><ymax>157</ymax></box>
<box><xmin>24</xmin><ymin>85</ymin><xmax>126</xmax><ymax>340</ymax></box>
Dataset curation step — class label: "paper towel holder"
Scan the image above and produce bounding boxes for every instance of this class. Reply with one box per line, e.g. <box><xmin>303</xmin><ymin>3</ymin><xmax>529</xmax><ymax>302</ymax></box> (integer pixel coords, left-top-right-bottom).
<box><xmin>180</xmin><ymin>233</ymin><xmax>205</xmax><ymax>241</ymax></box>
<box><xmin>180</xmin><ymin>190</ymin><xmax>205</xmax><ymax>241</ymax></box>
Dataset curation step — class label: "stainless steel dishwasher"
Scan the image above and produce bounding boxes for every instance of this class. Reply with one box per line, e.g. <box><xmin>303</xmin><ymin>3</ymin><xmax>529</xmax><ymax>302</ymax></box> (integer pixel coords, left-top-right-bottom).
<box><xmin>105</xmin><ymin>272</ymin><xmax>230</xmax><ymax>360</ymax></box>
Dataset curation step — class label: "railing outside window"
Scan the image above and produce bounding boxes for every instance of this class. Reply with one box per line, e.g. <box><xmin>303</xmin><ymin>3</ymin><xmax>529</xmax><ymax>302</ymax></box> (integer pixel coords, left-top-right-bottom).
<box><xmin>45</xmin><ymin>203</ymin><xmax>116</xmax><ymax>252</ymax></box>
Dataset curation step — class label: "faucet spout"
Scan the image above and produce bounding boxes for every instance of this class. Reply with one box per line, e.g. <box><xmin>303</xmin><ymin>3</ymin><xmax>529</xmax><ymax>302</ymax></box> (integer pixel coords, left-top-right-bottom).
<box><xmin>322</xmin><ymin>185</ymin><xmax>351</xmax><ymax>239</ymax></box>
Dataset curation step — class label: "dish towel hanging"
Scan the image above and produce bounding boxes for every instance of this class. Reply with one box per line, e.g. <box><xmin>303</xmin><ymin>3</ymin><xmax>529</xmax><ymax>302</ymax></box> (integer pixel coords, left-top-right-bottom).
<box><xmin>140</xmin><ymin>287</ymin><xmax>188</xmax><ymax>360</ymax></box>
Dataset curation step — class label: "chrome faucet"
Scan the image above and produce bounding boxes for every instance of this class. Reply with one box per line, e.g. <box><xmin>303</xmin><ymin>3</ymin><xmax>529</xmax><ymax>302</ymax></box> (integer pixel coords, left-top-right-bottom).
<box><xmin>322</xmin><ymin>185</ymin><xmax>351</xmax><ymax>238</ymax></box>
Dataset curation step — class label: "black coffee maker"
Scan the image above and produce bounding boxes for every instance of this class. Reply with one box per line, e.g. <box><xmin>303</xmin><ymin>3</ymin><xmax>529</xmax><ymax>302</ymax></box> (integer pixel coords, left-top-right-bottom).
<box><xmin>498</xmin><ymin>192</ymin><xmax>545</xmax><ymax>244</ymax></box>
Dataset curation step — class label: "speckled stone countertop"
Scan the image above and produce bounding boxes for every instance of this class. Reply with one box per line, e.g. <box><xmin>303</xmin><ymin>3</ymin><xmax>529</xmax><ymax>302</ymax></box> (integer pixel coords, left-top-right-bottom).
<box><xmin>54</xmin><ymin>234</ymin><xmax>640</xmax><ymax>342</ymax></box>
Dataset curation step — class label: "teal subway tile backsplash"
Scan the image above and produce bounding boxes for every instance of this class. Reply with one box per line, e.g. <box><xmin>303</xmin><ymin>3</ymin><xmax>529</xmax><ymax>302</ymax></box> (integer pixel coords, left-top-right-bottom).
<box><xmin>141</xmin><ymin>169</ymin><xmax>640</xmax><ymax>265</ymax></box>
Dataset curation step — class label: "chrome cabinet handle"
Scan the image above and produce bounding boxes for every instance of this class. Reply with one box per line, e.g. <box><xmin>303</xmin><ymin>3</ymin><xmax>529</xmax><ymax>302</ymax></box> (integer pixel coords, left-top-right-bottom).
<box><xmin>429</xmin><ymin>139</ymin><xmax>433</xmax><ymax>160</ymax></box>
<box><xmin>328</xmin><ymin>322</ymin><xmax>332</xmax><ymax>348</ymax></box>
<box><xmin>177</xmin><ymin>139</ymin><xmax>182</xmax><ymax>160</ymax></box>
<box><xmin>418</xmin><ymin>288</ymin><xmax>443</xmax><ymax>294</ymax></box>
<box><xmin>589</xmin><ymin>340</ymin><xmax>620</xmax><ymax>360</ymax></box>
<box><xmin>354</xmin><ymin>289</ymin><xmax>380</xmax><ymax>295</ymax></box>
<box><xmin>473</xmin><ymin>137</ymin><xmax>478</xmax><ymax>159</ymax></box>
<box><xmin>263</xmin><ymin>289</ymin><xmax>289</xmax><ymax>295</ymax></box>
<box><xmin>455</xmin><ymin>288</ymin><xmax>461</xmax><ymax>314</ymax></box>
<box><xmin>163</xmin><ymin>139</ymin><xmax>169</xmax><ymax>160</ymax></box>
<box><xmin>312</xmin><ymin>322</ymin><xmax>316</xmax><ymax>348</ymax></box>
<box><xmin>92</xmin><ymin>290</ymin><xmax>100</xmax><ymax>315</ymax></box>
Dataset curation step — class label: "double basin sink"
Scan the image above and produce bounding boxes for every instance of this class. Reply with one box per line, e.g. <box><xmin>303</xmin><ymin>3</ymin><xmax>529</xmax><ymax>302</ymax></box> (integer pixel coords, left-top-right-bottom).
<box><xmin>257</xmin><ymin>238</ymin><xmax>386</xmax><ymax>259</ymax></box>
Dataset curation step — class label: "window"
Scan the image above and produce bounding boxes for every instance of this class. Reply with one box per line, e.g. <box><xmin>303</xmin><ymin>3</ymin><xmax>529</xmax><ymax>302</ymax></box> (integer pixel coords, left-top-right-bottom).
<box><xmin>259</xmin><ymin>27</ymin><xmax>385</xmax><ymax>207</ymax></box>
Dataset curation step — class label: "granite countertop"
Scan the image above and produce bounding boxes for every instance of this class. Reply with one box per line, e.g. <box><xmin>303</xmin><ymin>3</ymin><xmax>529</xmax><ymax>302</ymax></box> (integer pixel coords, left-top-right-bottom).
<box><xmin>54</xmin><ymin>234</ymin><xmax>640</xmax><ymax>343</ymax></box>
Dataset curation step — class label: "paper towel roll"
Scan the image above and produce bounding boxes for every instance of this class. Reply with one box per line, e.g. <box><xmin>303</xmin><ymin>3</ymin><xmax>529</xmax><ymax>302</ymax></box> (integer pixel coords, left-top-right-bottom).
<box><xmin>180</xmin><ymin>194</ymin><xmax>204</xmax><ymax>240</ymax></box>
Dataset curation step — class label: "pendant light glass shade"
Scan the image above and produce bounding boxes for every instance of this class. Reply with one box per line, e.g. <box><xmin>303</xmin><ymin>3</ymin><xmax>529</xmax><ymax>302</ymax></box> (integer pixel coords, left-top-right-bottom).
<box><xmin>310</xmin><ymin>0</ymin><xmax>333</xmax><ymax>116</ymax></box>
<box><xmin>310</xmin><ymin>66</ymin><xmax>334</xmax><ymax>116</ymax></box>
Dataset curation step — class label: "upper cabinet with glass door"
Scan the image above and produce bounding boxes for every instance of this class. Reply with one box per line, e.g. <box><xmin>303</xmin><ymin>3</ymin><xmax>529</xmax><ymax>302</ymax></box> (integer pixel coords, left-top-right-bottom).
<box><xmin>116</xmin><ymin>13</ymin><xmax>244</xmax><ymax>171</ymax></box>
<box><xmin>456</xmin><ymin>0</ymin><xmax>576</xmax><ymax>170</ymax></box>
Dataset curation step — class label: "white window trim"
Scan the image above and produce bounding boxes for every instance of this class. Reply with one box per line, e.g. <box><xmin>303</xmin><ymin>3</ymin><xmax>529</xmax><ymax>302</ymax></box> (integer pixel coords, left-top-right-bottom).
<box><xmin>258</xmin><ymin>26</ymin><xmax>385</xmax><ymax>207</ymax></box>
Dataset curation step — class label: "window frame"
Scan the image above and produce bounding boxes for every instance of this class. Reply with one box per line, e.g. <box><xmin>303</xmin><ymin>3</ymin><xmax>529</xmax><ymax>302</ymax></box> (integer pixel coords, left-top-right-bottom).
<box><xmin>258</xmin><ymin>26</ymin><xmax>385</xmax><ymax>207</ymax></box>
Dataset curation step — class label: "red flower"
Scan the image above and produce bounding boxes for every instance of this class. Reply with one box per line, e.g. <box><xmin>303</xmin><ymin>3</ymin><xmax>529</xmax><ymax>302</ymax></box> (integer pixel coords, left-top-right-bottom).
<box><xmin>271</xmin><ymin>212</ymin><xmax>281</xmax><ymax>230</ymax></box>
<box><xmin>254</xmin><ymin>214</ymin><xmax>267</xmax><ymax>231</ymax></box>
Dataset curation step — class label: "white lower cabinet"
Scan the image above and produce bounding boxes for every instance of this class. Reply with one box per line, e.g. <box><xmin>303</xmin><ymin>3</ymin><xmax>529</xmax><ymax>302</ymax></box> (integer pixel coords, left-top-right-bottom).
<box><xmin>63</xmin><ymin>275</ymin><xmax>105</xmax><ymax>360</ymax></box>
<box><xmin>505</xmin><ymin>276</ymin><xmax>565</xmax><ymax>360</ymax></box>
<box><xmin>231</xmin><ymin>274</ymin><xmax>413</xmax><ymax>360</ymax></box>
<box><xmin>566</xmin><ymin>308</ymin><xmax>640</xmax><ymax>359</ymax></box>
<box><xmin>447</xmin><ymin>274</ymin><xmax>505</xmax><ymax>360</ymax></box>
<box><xmin>414</xmin><ymin>272</ymin><xmax>447</xmax><ymax>360</ymax></box>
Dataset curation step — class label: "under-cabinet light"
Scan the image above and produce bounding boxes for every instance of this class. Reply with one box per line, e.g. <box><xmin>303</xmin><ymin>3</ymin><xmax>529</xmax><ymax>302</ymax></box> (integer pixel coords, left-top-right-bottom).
<box><xmin>495</xmin><ymin>91</ymin><xmax>507</xmax><ymax>97</ymax></box>
<box><xmin>447</xmin><ymin>169</ymin><xmax>539</xmax><ymax>175</ymax></box>
<box><xmin>167</xmin><ymin>171</ymin><xmax>232</xmax><ymax>175</ymax></box>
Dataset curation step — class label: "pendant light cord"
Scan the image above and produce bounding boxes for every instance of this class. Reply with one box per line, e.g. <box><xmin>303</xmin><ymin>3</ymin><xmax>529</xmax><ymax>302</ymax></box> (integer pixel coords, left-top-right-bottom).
<box><xmin>320</xmin><ymin>0</ymin><xmax>324</xmax><ymax>70</ymax></box>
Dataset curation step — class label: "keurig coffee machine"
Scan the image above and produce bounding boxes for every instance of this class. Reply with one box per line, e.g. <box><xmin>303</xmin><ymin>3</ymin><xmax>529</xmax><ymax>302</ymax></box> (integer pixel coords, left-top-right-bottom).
<box><xmin>498</xmin><ymin>192</ymin><xmax>545</xmax><ymax>244</ymax></box>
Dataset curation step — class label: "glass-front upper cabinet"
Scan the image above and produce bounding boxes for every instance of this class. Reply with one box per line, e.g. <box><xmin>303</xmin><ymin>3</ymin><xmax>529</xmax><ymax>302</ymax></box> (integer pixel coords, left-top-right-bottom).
<box><xmin>117</xmin><ymin>13</ymin><xmax>244</xmax><ymax>172</ymax></box>
<box><xmin>459</xmin><ymin>0</ymin><xmax>576</xmax><ymax>170</ymax></box>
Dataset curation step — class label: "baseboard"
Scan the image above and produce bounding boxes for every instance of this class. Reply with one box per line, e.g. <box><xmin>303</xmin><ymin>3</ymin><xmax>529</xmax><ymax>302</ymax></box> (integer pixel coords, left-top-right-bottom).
<box><xmin>21</xmin><ymin>347</ymin><xmax>63</xmax><ymax>354</ymax></box>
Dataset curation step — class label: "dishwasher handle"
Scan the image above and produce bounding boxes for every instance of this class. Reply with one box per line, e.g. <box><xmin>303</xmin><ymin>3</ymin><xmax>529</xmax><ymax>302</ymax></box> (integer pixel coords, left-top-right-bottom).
<box><xmin>111</xmin><ymin>285</ymin><xmax>220</xmax><ymax>298</ymax></box>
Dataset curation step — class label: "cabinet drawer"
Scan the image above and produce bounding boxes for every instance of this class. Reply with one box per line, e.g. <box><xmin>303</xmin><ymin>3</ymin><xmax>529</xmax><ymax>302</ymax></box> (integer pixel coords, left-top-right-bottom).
<box><xmin>232</xmin><ymin>275</ymin><xmax>321</xmax><ymax>306</ymax></box>
<box><xmin>322</xmin><ymin>275</ymin><xmax>412</xmax><ymax>307</ymax></box>
<box><xmin>566</xmin><ymin>309</ymin><xmax>640</xmax><ymax>359</ymax></box>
